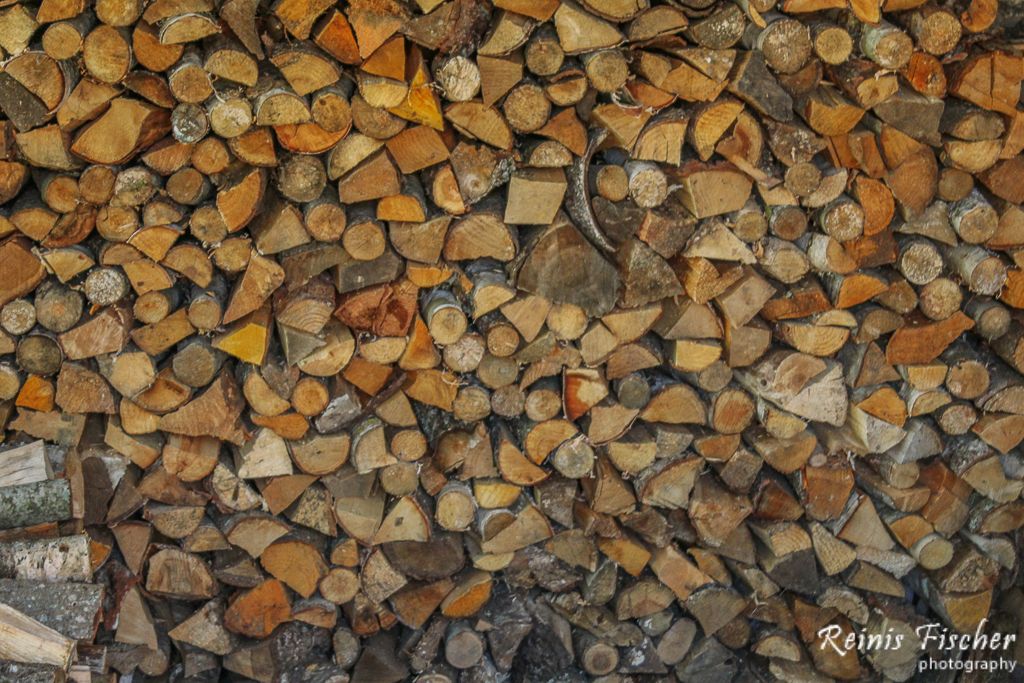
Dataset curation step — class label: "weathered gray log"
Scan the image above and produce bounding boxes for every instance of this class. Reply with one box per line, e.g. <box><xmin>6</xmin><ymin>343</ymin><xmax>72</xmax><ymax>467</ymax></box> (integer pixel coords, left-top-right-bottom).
<box><xmin>0</xmin><ymin>579</ymin><xmax>104</xmax><ymax>640</ymax></box>
<box><xmin>0</xmin><ymin>479</ymin><xmax>72</xmax><ymax>530</ymax></box>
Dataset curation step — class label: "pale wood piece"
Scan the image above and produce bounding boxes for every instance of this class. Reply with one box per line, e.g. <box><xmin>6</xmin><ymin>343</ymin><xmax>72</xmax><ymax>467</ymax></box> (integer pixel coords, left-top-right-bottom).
<box><xmin>0</xmin><ymin>603</ymin><xmax>75</xmax><ymax>669</ymax></box>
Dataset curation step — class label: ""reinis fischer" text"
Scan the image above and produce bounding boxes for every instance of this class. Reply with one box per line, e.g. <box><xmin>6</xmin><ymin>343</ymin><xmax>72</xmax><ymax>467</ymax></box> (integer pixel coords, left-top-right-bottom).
<box><xmin>818</xmin><ymin>618</ymin><xmax>1017</xmax><ymax>656</ymax></box>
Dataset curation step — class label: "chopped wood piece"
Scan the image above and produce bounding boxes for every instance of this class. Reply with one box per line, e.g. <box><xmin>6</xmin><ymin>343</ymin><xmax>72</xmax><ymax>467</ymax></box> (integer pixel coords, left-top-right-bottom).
<box><xmin>0</xmin><ymin>603</ymin><xmax>75</xmax><ymax>669</ymax></box>
<box><xmin>670</xmin><ymin>163</ymin><xmax>754</xmax><ymax>219</ymax></box>
<box><xmin>224</xmin><ymin>578</ymin><xmax>291</xmax><ymax>639</ymax></box>
<box><xmin>516</xmin><ymin>217</ymin><xmax>620</xmax><ymax>317</ymax></box>
<box><xmin>147</xmin><ymin>548</ymin><xmax>218</xmax><ymax>600</ymax></box>
<box><xmin>0</xmin><ymin>441</ymin><xmax>51</xmax><ymax>487</ymax></box>
<box><xmin>71</xmin><ymin>98</ymin><xmax>170</xmax><ymax>165</ymax></box>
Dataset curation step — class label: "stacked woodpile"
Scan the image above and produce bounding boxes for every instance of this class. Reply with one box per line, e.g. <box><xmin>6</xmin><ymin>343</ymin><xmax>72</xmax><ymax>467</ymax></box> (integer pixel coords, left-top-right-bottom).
<box><xmin>1</xmin><ymin>0</ymin><xmax>1024</xmax><ymax>680</ymax></box>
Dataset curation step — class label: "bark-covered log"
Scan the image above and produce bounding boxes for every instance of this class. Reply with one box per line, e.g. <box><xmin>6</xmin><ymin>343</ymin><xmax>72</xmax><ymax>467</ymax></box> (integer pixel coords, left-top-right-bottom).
<box><xmin>0</xmin><ymin>579</ymin><xmax>104</xmax><ymax>641</ymax></box>
<box><xmin>0</xmin><ymin>479</ymin><xmax>72</xmax><ymax>530</ymax></box>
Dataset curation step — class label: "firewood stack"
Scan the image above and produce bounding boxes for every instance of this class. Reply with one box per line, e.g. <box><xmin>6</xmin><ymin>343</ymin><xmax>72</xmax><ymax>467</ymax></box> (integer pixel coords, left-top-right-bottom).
<box><xmin>0</xmin><ymin>0</ymin><xmax>1024</xmax><ymax>680</ymax></box>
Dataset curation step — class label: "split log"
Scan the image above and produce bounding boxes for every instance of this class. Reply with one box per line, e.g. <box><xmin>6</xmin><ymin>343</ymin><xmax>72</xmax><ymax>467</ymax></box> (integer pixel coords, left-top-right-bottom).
<box><xmin>0</xmin><ymin>603</ymin><xmax>76</xmax><ymax>669</ymax></box>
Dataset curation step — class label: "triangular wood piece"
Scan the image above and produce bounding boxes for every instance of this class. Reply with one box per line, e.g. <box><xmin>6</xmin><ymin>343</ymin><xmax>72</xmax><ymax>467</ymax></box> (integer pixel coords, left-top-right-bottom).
<box><xmin>260</xmin><ymin>474</ymin><xmax>318</xmax><ymax>515</ymax></box>
<box><xmin>361</xmin><ymin>35</ymin><xmax>405</xmax><ymax>81</ymax></box>
<box><xmin>334</xmin><ymin>488</ymin><xmax>385</xmax><ymax>544</ymax></box>
<box><xmin>278</xmin><ymin>322</ymin><xmax>326</xmax><ymax>366</ymax></box>
<box><xmin>478</xmin><ymin>54</ymin><xmax>523</xmax><ymax>107</ymax></box>
<box><xmin>112</xmin><ymin>521</ymin><xmax>152</xmax><ymax>576</ymax></box>
<box><xmin>501</xmin><ymin>295</ymin><xmax>551</xmax><ymax>343</ymax></box>
<box><xmin>349</xmin><ymin>2</ymin><xmax>406</xmax><ymax>59</ymax></box>
<box><xmin>480</xmin><ymin>505</ymin><xmax>553</xmax><ymax>554</ymax></box>
<box><xmin>168</xmin><ymin>600</ymin><xmax>237</xmax><ymax>656</ymax></box>
<box><xmin>602</xmin><ymin>304</ymin><xmax>663</xmax><ymax>343</ymax></box>
<box><xmin>115</xmin><ymin>585</ymin><xmax>158</xmax><ymax>650</ymax></box>
<box><xmin>159</xmin><ymin>372</ymin><xmax>247</xmax><ymax>445</ymax></box>
<box><xmin>684</xmin><ymin>220</ymin><xmax>756</xmax><ymax>264</ymax></box>
<box><xmin>223</xmin><ymin>252</ymin><xmax>285</xmax><ymax>325</ymax></box>
<box><xmin>388</xmin><ymin>47</ymin><xmax>444</xmax><ymax>130</ymax></box>
<box><xmin>854</xmin><ymin>341</ymin><xmax>900</xmax><ymax>387</ymax></box>
<box><xmin>372</xmin><ymin>496</ymin><xmax>431</xmax><ymax>544</ymax></box>
<box><xmin>213</xmin><ymin>305</ymin><xmax>273</xmax><ymax>366</ymax></box>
